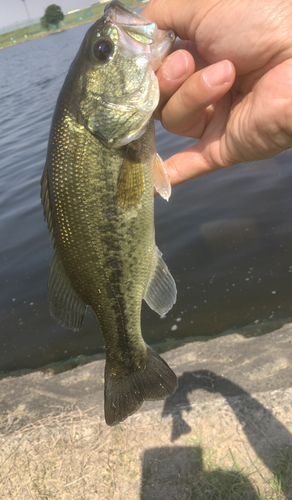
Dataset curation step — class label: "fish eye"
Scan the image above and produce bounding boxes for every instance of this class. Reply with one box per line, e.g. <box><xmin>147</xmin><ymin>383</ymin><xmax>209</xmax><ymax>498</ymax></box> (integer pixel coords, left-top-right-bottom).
<box><xmin>168</xmin><ymin>31</ymin><xmax>176</xmax><ymax>42</ymax></box>
<box><xmin>92</xmin><ymin>38</ymin><xmax>114</xmax><ymax>62</ymax></box>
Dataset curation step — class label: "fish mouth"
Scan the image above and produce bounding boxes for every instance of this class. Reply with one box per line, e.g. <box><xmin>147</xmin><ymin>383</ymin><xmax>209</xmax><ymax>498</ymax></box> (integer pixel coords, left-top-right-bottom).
<box><xmin>104</xmin><ymin>0</ymin><xmax>175</xmax><ymax>70</ymax></box>
<box><xmin>105</xmin><ymin>0</ymin><xmax>158</xmax><ymax>44</ymax></box>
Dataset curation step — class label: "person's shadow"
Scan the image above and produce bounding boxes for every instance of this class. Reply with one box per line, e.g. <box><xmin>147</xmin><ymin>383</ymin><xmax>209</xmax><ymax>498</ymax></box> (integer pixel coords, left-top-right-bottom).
<box><xmin>140</xmin><ymin>370</ymin><xmax>292</xmax><ymax>499</ymax></box>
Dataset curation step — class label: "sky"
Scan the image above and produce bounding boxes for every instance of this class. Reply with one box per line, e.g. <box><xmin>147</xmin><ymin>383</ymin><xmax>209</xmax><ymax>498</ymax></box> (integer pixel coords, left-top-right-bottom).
<box><xmin>0</xmin><ymin>0</ymin><xmax>97</xmax><ymax>29</ymax></box>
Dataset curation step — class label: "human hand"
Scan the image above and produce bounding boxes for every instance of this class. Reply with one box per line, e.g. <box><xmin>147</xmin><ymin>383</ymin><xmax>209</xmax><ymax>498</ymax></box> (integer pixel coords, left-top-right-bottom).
<box><xmin>143</xmin><ymin>0</ymin><xmax>292</xmax><ymax>185</ymax></box>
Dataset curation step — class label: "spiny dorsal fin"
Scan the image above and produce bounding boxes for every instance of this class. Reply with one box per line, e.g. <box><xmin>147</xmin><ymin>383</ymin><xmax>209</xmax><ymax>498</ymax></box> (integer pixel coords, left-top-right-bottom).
<box><xmin>144</xmin><ymin>246</ymin><xmax>176</xmax><ymax>316</ymax></box>
<box><xmin>117</xmin><ymin>145</ymin><xmax>145</xmax><ymax>208</ymax></box>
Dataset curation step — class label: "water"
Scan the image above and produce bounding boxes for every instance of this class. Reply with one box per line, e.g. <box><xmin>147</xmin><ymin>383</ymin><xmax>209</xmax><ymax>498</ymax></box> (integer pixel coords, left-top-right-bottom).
<box><xmin>1</xmin><ymin>24</ymin><xmax>292</xmax><ymax>373</ymax></box>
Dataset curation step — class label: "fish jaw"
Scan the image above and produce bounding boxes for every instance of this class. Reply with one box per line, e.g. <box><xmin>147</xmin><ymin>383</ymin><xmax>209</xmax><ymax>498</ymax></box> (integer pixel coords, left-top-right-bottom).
<box><xmin>104</xmin><ymin>0</ymin><xmax>175</xmax><ymax>94</ymax></box>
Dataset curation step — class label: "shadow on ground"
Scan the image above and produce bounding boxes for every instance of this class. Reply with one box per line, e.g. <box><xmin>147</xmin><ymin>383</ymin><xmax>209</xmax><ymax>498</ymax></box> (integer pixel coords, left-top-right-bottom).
<box><xmin>141</xmin><ymin>445</ymin><xmax>260</xmax><ymax>499</ymax></box>
<box><xmin>141</xmin><ymin>370</ymin><xmax>292</xmax><ymax>499</ymax></box>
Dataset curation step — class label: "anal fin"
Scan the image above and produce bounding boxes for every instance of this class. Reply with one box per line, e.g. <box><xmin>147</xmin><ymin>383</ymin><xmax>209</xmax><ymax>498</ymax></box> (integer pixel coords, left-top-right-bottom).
<box><xmin>144</xmin><ymin>246</ymin><xmax>177</xmax><ymax>316</ymax></box>
<box><xmin>48</xmin><ymin>252</ymin><xmax>87</xmax><ymax>331</ymax></box>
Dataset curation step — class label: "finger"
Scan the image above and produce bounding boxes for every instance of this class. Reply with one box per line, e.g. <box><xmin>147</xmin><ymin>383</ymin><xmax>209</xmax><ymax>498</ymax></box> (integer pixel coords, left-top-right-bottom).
<box><xmin>163</xmin><ymin>147</ymin><xmax>218</xmax><ymax>186</ymax></box>
<box><xmin>142</xmin><ymin>0</ymin><xmax>199</xmax><ymax>41</ymax></box>
<box><xmin>154</xmin><ymin>49</ymin><xmax>196</xmax><ymax>120</ymax></box>
<box><xmin>160</xmin><ymin>60</ymin><xmax>235</xmax><ymax>137</ymax></box>
<box><xmin>161</xmin><ymin>91</ymin><xmax>238</xmax><ymax>185</ymax></box>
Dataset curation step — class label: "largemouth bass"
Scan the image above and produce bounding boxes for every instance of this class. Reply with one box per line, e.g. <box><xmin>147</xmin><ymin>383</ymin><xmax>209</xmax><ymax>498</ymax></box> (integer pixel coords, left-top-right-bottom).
<box><xmin>41</xmin><ymin>0</ymin><xmax>177</xmax><ymax>425</ymax></box>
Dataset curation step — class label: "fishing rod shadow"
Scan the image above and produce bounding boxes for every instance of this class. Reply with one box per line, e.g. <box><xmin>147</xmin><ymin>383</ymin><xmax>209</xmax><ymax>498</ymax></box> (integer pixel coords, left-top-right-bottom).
<box><xmin>140</xmin><ymin>370</ymin><xmax>292</xmax><ymax>499</ymax></box>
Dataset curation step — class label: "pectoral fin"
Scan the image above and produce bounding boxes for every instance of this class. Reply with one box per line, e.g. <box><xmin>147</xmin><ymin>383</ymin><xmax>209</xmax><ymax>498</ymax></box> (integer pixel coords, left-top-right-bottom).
<box><xmin>117</xmin><ymin>146</ymin><xmax>145</xmax><ymax>208</ymax></box>
<box><xmin>154</xmin><ymin>153</ymin><xmax>171</xmax><ymax>201</ymax></box>
<box><xmin>144</xmin><ymin>246</ymin><xmax>176</xmax><ymax>316</ymax></box>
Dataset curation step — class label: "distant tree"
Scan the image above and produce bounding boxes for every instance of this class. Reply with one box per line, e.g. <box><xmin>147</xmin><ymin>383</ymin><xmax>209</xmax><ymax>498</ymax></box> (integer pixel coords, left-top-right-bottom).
<box><xmin>41</xmin><ymin>15</ymin><xmax>49</xmax><ymax>30</ymax></box>
<box><xmin>41</xmin><ymin>4</ymin><xmax>64</xmax><ymax>30</ymax></box>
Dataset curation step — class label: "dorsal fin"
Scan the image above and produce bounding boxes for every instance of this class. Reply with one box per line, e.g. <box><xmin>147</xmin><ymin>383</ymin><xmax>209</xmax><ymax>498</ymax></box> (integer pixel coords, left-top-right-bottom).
<box><xmin>40</xmin><ymin>165</ymin><xmax>54</xmax><ymax>245</ymax></box>
<box><xmin>41</xmin><ymin>165</ymin><xmax>87</xmax><ymax>330</ymax></box>
<box><xmin>48</xmin><ymin>252</ymin><xmax>87</xmax><ymax>331</ymax></box>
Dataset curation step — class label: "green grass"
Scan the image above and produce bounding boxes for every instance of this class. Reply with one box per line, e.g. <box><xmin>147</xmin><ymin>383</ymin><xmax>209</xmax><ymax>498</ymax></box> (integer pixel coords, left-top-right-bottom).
<box><xmin>180</xmin><ymin>443</ymin><xmax>292</xmax><ymax>500</ymax></box>
<box><xmin>179</xmin><ymin>447</ymin><xmax>261</xmax><ymax>500</ymax></box>
<box><xmin>267</xmin><ymin>445</ymin><xmax>292</xmax><ymax>499</ymax></box>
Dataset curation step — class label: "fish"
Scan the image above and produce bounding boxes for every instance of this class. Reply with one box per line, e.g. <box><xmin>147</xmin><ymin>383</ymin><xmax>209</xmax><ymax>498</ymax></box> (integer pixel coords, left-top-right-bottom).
<box><xmin>41</xmin><ymin>0</ymin><xmax>177</xmax><ymax>426</ymax></box>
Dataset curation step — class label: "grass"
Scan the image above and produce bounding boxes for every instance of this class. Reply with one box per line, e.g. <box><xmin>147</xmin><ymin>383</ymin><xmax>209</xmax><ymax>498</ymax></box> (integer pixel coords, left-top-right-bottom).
<box><xmin>1</xmin><ymin>406</ymin><xmax>292</xmax><ymax>499</ymax></box>
<box><xmin>267</xmin><ymin>446</ymin><xmax>292</xmax><ymax>499</ymax></box>
<box><xmin>176</xmin><ymin>437</ymin><xmax>292</xmax><ymax>500</ymax></box>
<box><xmin>179</xmin><ymin>448</ymin><xmax>262</xmax><ymax>500</ymax></box>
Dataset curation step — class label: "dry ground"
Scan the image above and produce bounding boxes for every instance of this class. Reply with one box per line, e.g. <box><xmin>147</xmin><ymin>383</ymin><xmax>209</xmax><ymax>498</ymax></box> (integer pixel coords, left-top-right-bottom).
<box><xmin>1</xmin><ymin>392</ymin><xmax>292</xmax><ymax>499</ymax></box>
<box><xmin>1</xmin><ymin>327</ymin><xmax>292</xmax><ymax>499</ymax></box>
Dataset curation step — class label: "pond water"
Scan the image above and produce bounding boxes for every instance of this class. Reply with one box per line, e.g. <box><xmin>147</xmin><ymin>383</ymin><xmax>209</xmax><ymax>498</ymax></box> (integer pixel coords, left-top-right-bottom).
<box><xmin>1</xmin><ymin>22</ymin><xmax>292</xmax><ymax>372</ymax></box>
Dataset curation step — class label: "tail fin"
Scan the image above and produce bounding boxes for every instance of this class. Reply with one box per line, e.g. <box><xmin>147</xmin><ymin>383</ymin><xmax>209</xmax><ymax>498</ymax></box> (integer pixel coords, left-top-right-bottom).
<box><xmin>104</xmin><ymin>346</ymin><xmax>177</xmax><ymax>426</ymax></box>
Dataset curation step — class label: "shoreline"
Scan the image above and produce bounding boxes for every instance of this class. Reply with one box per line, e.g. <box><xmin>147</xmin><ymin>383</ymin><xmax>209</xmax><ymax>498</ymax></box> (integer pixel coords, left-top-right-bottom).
<box><xmin>0</xmin><ymin>20</ymin><xmax>93</xmax><ymax>50</ymax></box>
<box><xmin>2</xmin><ymin>322</ymin><xmax>292</xmax><ymax>428</ymax></box>
<box><xmin>1</xmin><ymin>313</ymin><xmax>289</xmax><ymax>381</ymax></box>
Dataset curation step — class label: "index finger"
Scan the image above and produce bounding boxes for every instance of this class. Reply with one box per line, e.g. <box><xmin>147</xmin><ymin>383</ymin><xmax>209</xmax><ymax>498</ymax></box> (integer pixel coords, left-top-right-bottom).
<box><xmin>154</xmin><ymin>48</ymin><xmax>195</xmax><ymax>119</ymax></box>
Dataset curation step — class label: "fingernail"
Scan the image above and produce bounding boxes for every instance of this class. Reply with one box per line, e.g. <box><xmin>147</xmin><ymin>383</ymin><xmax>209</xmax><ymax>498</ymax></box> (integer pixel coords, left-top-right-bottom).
<box><xmin>203</xmin><ymin>60</ymin><xmax>232</xmax><ymax>87</ymax></box>
<box><xmin>162</xmin><ymin>50</ymin><xmax>188</xmax><ymax>81</ymax></box>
